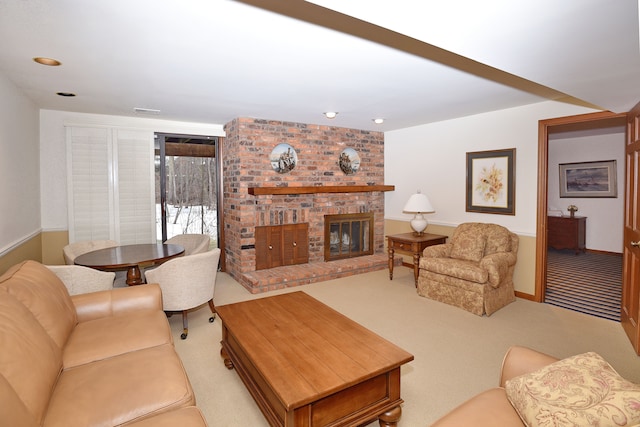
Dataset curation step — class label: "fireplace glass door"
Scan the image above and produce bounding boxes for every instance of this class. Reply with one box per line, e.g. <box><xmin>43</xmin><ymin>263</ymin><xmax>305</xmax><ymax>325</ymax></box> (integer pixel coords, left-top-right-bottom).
<box><xmin>324</xmin><ymin>213</ymin><xmax>374</xmax><ymax>261</ymax></box>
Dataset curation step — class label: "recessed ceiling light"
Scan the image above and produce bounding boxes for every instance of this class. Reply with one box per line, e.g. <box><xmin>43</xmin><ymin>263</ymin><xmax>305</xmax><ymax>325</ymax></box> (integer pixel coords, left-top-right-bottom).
<box><xmin>56</xmin><ymin>92</ymin><xmax>76</xmax><ymax>97</ymax></box>
<box><xmin>373</xmin><ymin>118</ymin><xmax>384</xmax><ymax>124</ymax></box>
<box><xmin>324</xmin><ymin>112</ymin><xmax>338</xmax><ymax>119</ymax></box>
<box><xmin>33</xmin><ymin>57</ymin><xmax>61</xmax><ymax>66</ymax></box>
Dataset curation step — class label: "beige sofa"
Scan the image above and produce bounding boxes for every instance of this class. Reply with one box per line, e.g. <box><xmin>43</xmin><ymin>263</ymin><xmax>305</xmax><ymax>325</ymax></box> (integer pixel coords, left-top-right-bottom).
<box><xmin>0</xmin><ymin>260</ymin><xmax>208</xmax><ymax>427</ymax></box>
<box><xmin>431</xmin><ymin>346</ymin><xmax>640</xmax><ymax>426</ymax></box>
<box><xmin>418</xmin><ymin>222</ymin><xmax>518</xmax><ymax>316</ymax></box>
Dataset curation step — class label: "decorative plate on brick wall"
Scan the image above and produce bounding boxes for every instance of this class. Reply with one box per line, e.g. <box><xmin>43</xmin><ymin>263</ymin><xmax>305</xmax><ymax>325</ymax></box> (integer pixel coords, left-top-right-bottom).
<box><xmin>339</xmin><ymin>148</ymin><xmax>360</xmax><ymax>175</ymax></box>
<box><xmin>270</xmin><ymin>143</ymin><xmax>297</xmax><ymax>173</ymax></box>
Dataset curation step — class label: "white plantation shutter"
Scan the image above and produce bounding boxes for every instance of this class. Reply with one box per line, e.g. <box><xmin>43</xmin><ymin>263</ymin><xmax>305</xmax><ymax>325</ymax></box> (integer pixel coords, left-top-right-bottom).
<box><xmin>114</xmin><ymin>129</ymin><xmax>156</xmax><ymax>244</ymax></box>
<box><xmin>67</xmin><ymin>126</ymin><xmax>156</xmax><ymax>244</ymax></box>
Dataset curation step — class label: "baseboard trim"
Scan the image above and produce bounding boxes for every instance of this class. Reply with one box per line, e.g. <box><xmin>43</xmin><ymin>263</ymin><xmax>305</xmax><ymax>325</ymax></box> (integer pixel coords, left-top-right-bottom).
<box><xmin>515</xmin><ymin>290</ymin><xmax>535</xmax><ymax>301</ymax></box>
<box><xmin>585</xmin><ymin>249</ymin><xmax>622</xmax><ymax>257</ymax></box>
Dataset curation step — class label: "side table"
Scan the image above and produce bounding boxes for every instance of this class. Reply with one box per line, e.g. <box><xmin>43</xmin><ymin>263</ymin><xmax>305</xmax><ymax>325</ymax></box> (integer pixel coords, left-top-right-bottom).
<box><xmin>387</xmin><ymin>232</ymin><xmax>447</xmax><ymax>287</ymax></box>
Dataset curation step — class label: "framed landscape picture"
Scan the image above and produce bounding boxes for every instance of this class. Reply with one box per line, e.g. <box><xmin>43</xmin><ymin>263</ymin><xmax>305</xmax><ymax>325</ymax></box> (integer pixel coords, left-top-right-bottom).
<box><xmin>559</xmin><ymin>160</ymin><xmax>617</xmax><ymax>198</ymax></box>
<box><xmin>466</xmin><ymin>148</ymin><xmax>515</xmax><ymax>215</ymax></box>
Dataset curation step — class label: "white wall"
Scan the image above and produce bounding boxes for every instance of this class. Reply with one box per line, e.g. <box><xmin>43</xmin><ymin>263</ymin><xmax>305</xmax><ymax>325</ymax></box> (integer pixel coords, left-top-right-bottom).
<box><xmin>384</xmin><ymin>101</ymin><xmax>601</xmax><ymax>236</ymax></box>
<box><xmin>39</xmin><ymin>109</ymin><xmax>225</xmax><ymax>231</ymax></box>
<box><xmin>548</xmin><ymin>127</ymin><xmax>625</xmax><ymax>252</ymax></box>
<box><xmin>0</xmin><ymin>72</ymin><xmax>40</xmax><ymax>253</ymax></box>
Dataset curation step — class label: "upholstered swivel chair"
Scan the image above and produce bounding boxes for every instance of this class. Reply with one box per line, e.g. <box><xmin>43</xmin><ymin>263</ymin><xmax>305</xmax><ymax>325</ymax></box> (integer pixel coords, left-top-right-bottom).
<box><xmin>145</xmin><ymin>248</ymin><xmax>220</xmax><ymax>339</ymax></box>
<box><xmin>417</xmin><ymin>223</ymin><xmax>519</xmax><ymax>316</ymax></box>
<box><xmin>45</xmin><ymin>265</ymin><xmax>116</xmax><ymax>295</ymax></box>
<box><xmin>165</xmin><ymin>234</ymin><xmax>211</xmax><ymax>255</ymax></box>
<box><xmin>63</xmin><ymin>239</ymin><xmax>119</xmax><ymax>265</ymax></box>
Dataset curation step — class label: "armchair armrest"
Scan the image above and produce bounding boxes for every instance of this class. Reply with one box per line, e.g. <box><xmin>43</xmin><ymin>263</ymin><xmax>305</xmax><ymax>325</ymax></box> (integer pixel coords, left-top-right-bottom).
<box><xmin>423</xmin><ymin>243</ymin><xmax>450</xmax><ymax>258</ymax></box>
<box><xmin>480</xmin><ymin>252</ymin><xmax>517</xmax><ymax>287</ymax></box>
<box><xmin>499</xmin><ymin>346</ymin><xmax>559</xmax><ymax>387</ymax></box>
<box><xmin>71</xmin><ymin>283</ymin><xmax>163</xmax><ymax>323</ymax></box>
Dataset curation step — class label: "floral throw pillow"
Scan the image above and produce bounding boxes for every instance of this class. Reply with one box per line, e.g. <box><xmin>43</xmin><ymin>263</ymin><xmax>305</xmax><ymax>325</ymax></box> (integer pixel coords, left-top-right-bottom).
<box><xmin>505</xmin><ymin>352</ymin><xmax>640</xmax><ymax>427</ymax></box>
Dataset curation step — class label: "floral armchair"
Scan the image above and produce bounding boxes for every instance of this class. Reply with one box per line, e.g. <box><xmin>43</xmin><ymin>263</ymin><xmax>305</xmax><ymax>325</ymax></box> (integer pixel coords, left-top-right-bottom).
<box><xmin>417</xmin><ymin>223</ymin><xmax>518</xmax><ymax>316</ymax></box>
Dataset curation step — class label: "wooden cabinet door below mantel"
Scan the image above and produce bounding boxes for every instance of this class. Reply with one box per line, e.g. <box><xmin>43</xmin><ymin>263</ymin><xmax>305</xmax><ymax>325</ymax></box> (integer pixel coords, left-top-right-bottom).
<box><xmin>255</xmin><ymin>223</ymin><xmax>309</xmax><ymax>270</ymax></box>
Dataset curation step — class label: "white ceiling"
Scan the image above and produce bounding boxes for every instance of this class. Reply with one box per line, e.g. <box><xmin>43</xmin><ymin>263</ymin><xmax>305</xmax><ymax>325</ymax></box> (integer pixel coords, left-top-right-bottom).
<box><xmin>0</xmin><ymin>0</ymin><xmax>639</xmax><ymax>132</ymax></box>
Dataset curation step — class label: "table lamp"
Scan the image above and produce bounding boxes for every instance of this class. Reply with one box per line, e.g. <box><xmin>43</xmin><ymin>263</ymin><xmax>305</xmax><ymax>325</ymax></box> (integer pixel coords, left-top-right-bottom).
<box><xmin>403</xmin><ymin>191</ymin><xmax>435</xmax><ymax>236</ymax></box>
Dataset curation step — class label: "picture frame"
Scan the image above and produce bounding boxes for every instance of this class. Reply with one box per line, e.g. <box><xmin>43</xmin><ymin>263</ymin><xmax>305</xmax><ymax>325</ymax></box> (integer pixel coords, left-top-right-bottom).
<box><xmin>559</xmin><ymin>160</ymin><xmax>617</xmax><ymax>198</ymax></box>
<box><xmin>466</xmin><ymin>148</ymin><xmax>515</xmax><ymax>215</ymax></box>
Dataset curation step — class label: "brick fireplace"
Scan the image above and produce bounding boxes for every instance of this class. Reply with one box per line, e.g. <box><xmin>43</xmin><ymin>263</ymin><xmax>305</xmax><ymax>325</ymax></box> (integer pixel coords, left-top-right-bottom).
<box><xmin>222</xmin><ymin>118</ymin><xmax>393</xmax><ymax>293</ymax></box>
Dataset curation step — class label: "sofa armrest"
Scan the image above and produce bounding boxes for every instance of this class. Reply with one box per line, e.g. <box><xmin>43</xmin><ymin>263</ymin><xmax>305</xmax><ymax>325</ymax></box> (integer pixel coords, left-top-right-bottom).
<box><xmin>71</xmin><ymin>283</ymin><xmax>163</xmax><ymax>323</ymax></box>
<box><xmin>479</xmin><ymin>252</ymin><xmax>516</xmax><ymax>287</ymax></box>
<box><xmin>499</xmin><ymin>346</ymin><xmax>559</xmax><ymax>387</ymax></box>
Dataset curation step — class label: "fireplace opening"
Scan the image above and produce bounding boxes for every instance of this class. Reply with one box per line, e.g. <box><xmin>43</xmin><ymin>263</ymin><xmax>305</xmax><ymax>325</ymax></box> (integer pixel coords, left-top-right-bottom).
<box><xmin>324</xmin><ymin>212</ymin><xmax>374</xmax><ymax>261</ymax></box>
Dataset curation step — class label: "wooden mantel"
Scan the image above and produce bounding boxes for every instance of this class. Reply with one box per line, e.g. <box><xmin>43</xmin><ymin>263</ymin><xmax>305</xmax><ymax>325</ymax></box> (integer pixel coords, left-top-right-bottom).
<box><xmin>247</xmin><ymin>185</ymin><xmax>394</xmax><ymax>196</ymax></box>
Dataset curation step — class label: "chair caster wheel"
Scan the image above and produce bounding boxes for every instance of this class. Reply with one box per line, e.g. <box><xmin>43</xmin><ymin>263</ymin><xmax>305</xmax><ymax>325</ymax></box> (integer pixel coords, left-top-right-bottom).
<box><xmin>209</xmin><ymin>316</ymin><xmax>215</xmax><ymax>323</ymax></box>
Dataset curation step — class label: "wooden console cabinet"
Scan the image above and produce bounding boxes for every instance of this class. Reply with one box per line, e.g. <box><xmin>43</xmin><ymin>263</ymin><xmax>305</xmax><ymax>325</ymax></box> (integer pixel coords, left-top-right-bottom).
<box><xmin>547</xmin><ymin>216</ymin><xmax>586</xmax><ymax>254</ymax></box>
<box><xmin>255</xmin><ymin>223</ymin><xmax>309</xmax><ymax>270</ymax></box>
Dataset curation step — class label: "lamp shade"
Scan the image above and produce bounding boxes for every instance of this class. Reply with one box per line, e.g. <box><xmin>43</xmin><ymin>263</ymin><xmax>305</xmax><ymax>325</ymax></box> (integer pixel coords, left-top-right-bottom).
<box><xmin>403</xmin><ymin>192</ymin><xmax>434</xmax><ymax>213</ymax></box>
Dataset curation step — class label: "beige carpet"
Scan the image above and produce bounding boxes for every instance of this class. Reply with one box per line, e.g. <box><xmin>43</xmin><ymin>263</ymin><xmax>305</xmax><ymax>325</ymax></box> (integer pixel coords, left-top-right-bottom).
<box><xmin>169</xmin><ymin>266</ymin><xmax>640</xmax><ymax>427</ymax></box>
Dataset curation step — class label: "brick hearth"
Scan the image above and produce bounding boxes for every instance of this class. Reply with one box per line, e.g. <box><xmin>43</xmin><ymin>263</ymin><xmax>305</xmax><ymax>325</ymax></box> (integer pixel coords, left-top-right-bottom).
<box><xmin>222</xmin><ymin>117</ymin><xmax>389</xmax><ymax>292</ymax></box>
<box><xmin>240</xmin><ymin>254</ymin><xmax>402</xmax><ymax>293</ymax></box>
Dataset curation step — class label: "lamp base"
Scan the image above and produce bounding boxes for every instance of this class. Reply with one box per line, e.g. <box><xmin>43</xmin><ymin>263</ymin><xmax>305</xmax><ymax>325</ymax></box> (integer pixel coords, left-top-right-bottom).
<box><xmin>410</xmin><ymin>214</ymin><xmax>428</xmax><ymax>236</ymax></box>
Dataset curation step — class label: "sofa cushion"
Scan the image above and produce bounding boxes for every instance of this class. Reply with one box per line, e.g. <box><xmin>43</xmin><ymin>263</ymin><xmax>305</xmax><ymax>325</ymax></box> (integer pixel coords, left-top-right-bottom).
<box><xmin>0</xmin><ymin>261</ymin><xmax>77</xmax><ymax>349</ymax></box>
<box><xmin>127</xmin><ymin>407</ymin><xmax>208</xmax><ymax>427</ymax></box>
<box><xmin>505</xmin><ymin>352</ymin><xmax>640</xmax><ymax>427</ymax></box>
<box><xmin>0</xmin><ymin>290</ymin><xmax>62</xmax><ymax>426</ymax></box>
<box><xmin>0</xmin><ymin>373</ymin><xmax>38</xmax><ymax>427</ymax></box>
<box><xmin>431</xmin><ymin>388</ymin><xmax>524</xmax><ymax>427</ymax></box>
<box><xmin>44</xmin><ymin>344</ymin><xmax>195</xmax><ymax>427</ymax></box>
<box><xmin>63</xmin><ymin>309</ymin><xmax>173</xmax><ymax>368</ymax></box>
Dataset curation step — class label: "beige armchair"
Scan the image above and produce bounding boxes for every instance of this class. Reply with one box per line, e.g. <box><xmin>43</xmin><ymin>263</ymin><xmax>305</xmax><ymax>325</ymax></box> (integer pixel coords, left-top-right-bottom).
<box><xmin>417</xmin><ymin>222</ymin><xmax>518</xmax><ymax>316</ymax></box>
<box><xmin>45</xmin><ymin>265</ymin><xmax>115</xmax><ymax>295</ymax></box>
<box><xmin>62</xmin><ymin>239</ymin><xmax>119</xmax><ymax>265</ymax></box>
<box><xmin>165</xmin><ymin>234</ymin><xmax>211</xmax><ymax>255</ymax></box>
<box><xmin>145</xmin><ymin>248</ymin><xmax>220</xmax><ymax>339</ymax></box>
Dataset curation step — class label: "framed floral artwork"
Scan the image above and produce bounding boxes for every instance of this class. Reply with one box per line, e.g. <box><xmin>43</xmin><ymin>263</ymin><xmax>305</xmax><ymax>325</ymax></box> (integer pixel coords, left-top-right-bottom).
<box><xmin>466</xmin><ymin>148</ymin><xmax>516</xmax><ymax>215</ymax></box>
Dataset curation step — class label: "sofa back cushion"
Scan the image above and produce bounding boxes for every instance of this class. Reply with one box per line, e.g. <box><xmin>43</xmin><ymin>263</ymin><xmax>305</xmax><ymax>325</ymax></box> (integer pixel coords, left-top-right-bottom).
<box><xmin>0</xmin><ymin>290</ymin><xmax>62</xmax><ymax>425</ymax></box>
<box><xmin>0</xmin><ymin>373</ymin><xmax>39</xmax><ymax>427</ymax></box>
<box><xmin>0</xmin><ymin>260</ymin><xmax>77</xmax><ymax>349</ymax></box>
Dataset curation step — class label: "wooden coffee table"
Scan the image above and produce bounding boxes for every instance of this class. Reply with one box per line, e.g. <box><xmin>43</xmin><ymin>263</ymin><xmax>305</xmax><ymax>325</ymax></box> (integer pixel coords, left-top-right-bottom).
<box><xmin>217</xmin><ymin>292</ymin><xmax>414</xmax><ymax>427</ymax></box>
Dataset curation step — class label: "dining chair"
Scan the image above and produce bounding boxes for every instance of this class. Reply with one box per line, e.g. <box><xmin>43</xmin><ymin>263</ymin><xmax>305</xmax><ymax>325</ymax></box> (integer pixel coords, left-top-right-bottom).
<box><xmin>144</xmin><ymin>248</ymin><xmax>220</xmax><ymax>339</ymax></box>
<box><xmin>63</xmin><ymin>239</ymin><xmax>119</xmax><ymax>265</ymax></box>
<box><xmin>45</xmin><ymin>265</ymin><xmax>116</xmax><ymax>295</ymax></box>
<box><xmin>165</xmin><ymin>234</ymin><xmax>211</xmax><ymax>255</ymax></box>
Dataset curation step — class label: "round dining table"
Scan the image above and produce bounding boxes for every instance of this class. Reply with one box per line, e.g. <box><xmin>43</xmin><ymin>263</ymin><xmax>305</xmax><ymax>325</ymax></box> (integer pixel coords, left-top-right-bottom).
<box><xmin>74</xmin><ymin>243</ymin><xmax>185</xmax><ymax>286</ymax></box>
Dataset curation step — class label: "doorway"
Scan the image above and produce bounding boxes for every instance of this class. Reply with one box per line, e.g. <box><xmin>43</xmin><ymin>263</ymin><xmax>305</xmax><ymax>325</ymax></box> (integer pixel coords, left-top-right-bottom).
<box><xmin>154</xmin><ymin>133</ymin><xmax>221</xmax><ymax>248</ymax></box>
<box><xmin>535</xmin><ymin>112</ymin><xmax>627</xmax><ymax>319</ymax></box>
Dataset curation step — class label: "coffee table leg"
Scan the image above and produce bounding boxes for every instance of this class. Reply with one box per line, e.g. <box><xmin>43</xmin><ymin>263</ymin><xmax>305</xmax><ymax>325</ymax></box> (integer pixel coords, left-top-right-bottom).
<box><xmin>388</xmin><ymin>246</ymin><xmax>394</xmax><ymax>280</ymax></box>
<box><xmin>220</xmin><ymin>346</ymin><xmax>234</xmax><ymax>370</ymax></box>
<box><xmin>378</xmin><ymin>406</ymin><xmax>402</xmax><ymax>427</ymax></box>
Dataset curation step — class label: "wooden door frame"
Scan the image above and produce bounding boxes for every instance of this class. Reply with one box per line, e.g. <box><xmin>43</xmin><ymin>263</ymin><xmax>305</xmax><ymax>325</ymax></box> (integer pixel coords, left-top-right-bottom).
<box><xmin>535</xmin><ymin>111</ymin><xmax>627</xmax><ymax>302</ymax></box>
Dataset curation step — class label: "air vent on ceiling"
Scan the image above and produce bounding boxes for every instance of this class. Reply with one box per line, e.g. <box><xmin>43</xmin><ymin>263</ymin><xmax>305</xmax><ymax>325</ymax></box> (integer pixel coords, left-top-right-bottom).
<box><xmin>134</xmin><ymin>107</ymin><xmax>161</xmax><ymax>115</ymax></box>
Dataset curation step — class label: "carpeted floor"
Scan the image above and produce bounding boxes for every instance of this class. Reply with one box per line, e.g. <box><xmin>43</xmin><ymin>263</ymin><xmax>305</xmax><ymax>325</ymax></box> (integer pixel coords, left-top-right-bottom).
<box><xmin>545</xmin><ymin>249</ymin><xmax>622</xmax><ymax>321</ymax></box>
<box><xmin>170</xmin><ymin>266</ymin><xmax>640</xmax><ymax>427</ymax></box>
